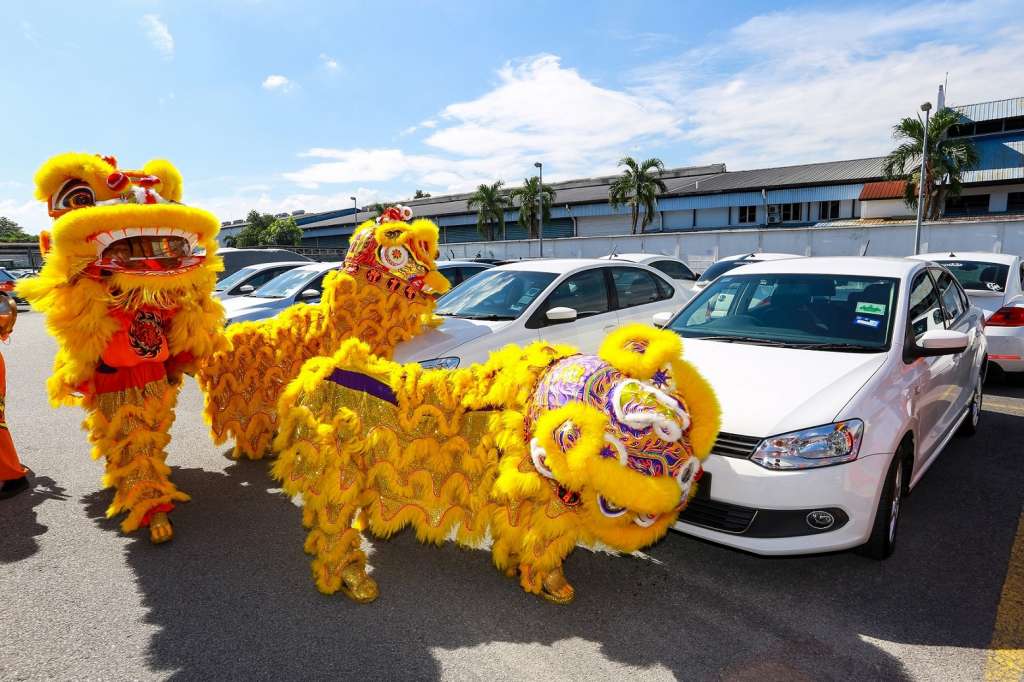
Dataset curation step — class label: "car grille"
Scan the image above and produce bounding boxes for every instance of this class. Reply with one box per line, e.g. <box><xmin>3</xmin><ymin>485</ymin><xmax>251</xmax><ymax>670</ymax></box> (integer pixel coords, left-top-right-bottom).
<box><xmin>677</xmin><ymin>497</ymin><xmax>758</xmax><ymax>534</ymax></box>
<box><xmin>710</xmin><ymin>432</ymin><xmax>761</xmax><ymax>459</ymax></box>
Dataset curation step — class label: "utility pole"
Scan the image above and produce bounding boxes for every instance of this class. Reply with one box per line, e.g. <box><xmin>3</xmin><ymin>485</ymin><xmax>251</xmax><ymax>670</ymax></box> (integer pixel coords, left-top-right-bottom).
<box><xmin>914</xmin><ymin>102</ymin><xmax>932</xmax><ymax>255</ymax></box>
<box><xmin>534</xmin><ymin>161</ymin><xmax>543</xmax><ymax>258</ymax></box>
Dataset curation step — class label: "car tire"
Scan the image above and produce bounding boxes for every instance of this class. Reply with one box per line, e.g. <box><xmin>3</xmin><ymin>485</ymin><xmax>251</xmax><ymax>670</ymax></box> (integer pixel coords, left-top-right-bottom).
<box><xmin>857</xmin><ymin>447</ymin><xmax>905</xmax><ymax>561</ymax></box>
<box><xmin>957</xmin><ymin>371</ymin><xmax>983</xmax><ymax>437</ymax></box>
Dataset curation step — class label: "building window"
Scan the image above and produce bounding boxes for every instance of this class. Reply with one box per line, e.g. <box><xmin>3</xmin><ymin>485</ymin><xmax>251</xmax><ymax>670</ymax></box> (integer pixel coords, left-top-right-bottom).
<box><xmin>1008</xmin><ymin>192</ymin><xmax>1024</xmax><ymax>213</ymax></box>
<box><xmin>737</xmin><ymin>205</ymin><xmax>757</xmax><ymax>223</ymax></box>
<box><xmin>818</xmin><ymin>200</ymin><xmax>840</xmax><ymax>220</ymax></box>
<box><xmin>944</xmin><ymin>194</ymin><xmax>990</xmax><ymax>216</ymax></box>
<box><xmin>781</xmin><ymin>203</ymin><xmax>802</xmax><ymax>221</ymax></box>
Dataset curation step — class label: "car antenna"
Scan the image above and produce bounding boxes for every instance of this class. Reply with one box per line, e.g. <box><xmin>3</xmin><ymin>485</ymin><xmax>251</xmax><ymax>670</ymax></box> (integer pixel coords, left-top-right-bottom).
<box><xmin>860</xmin><ymin>240</ymin><xmax>870</xmax><ymax>256</ymax></box>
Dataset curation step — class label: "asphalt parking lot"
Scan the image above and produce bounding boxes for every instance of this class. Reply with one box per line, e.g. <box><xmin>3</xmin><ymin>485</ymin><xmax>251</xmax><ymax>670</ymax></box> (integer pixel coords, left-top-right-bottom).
<box><xmin>1</xmin><ymin>311</ymin><xmax>1021</xmax><ymax>681</ymax></box>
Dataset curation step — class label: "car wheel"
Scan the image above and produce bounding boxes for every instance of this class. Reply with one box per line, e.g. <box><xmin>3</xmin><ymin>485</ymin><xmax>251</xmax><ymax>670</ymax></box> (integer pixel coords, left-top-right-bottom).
<box><xmin>957</xmin><ymin>372</ymin><xmax>983</xmax><ymax>437</ymax></box>
<box><xmin>857</xmin><ymin>448</ymin><xmax>905</xmax><ymax>560</ymax></box>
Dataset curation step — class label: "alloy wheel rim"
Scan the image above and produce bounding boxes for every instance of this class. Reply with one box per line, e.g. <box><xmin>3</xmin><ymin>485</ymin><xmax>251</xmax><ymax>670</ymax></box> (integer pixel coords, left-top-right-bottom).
<box><xmin>889</xmin><ymin>461</ymin><xmax>902</xmax><ymax>544</ymax></box>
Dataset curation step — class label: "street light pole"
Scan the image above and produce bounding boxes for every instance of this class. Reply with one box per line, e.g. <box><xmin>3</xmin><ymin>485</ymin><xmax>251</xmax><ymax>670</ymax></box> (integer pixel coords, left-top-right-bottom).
<box><xmin>534</xmin><ymin>161</ymin><xmax>543</xmax><ymax>258</ymax></box>
<box><xmin>913</xmin><ymin>102</ymin><xmax>932</xmax><ymax>255</ymax></box>
<box><xmin>350</xmin><ymin>196</ymin><xmax>358</xmax><ymax>229</ymax></box>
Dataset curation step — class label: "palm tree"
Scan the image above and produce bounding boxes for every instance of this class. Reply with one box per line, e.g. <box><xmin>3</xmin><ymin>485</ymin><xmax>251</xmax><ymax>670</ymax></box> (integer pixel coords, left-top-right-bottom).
<box><xmin>883</xmin><ymin>108</ymin><xmax>980</xmax><ymax>220</ymax></box>
<box><xmin>608</xmin><ymin>157</ymin><xmax>668</xmax><ymax>235</ymax></box>
<box><xmin>509</xmin><ymin>176</ymin><xmax>556</xmax><ymax>239</ymax></box>
<box><xmin>467</xmin><ymin>180</ymin><xmax>511</xmax><ymax>241</ymax></box>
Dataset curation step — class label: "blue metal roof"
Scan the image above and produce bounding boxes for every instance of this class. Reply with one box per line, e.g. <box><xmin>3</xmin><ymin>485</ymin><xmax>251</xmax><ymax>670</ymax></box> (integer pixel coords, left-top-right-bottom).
<box><xmin>954</xmin><ymin>97</ymin><xmax>1024</xmax><ymax>123</ymax></box>
<box><xmin>962</xmin><ymin>132</ymin><xmax>1024</xmax><ymax>183</ymax></box>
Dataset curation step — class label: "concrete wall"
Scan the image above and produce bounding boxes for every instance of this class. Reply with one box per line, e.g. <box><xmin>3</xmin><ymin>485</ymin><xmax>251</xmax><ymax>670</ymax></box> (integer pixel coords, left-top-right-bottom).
<box><xmin>439</xmin><ymin>218</ymin><xmax>1024</xmax><ymax>272</ymax></box>
<box><xmin>862</xmin><ymin>199</ymin><xmax>912</xmax><ymax>220</ymax></box>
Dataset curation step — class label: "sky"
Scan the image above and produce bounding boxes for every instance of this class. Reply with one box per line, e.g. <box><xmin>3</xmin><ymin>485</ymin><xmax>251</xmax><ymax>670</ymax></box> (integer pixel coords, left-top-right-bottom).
<box><xmin>2</xmin><ymin>0</ymin><xmax>1022</xmax><ymax>234</ymax></box>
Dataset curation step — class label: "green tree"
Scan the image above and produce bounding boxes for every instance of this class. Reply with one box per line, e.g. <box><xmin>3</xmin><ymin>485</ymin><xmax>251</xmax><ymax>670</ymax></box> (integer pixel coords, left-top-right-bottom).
<box><xmin>509</xmin><ymin>176</ymin><xmax>556</xmax><ymax>239</ymax></box>
<box><xmin>883</xmin><ymin>108</ymin><xmax>980</xmax><ymax>220</ymax></box>
<box><xmin>366</xmin><ymin>202</ymin><xmax>391</xmax><ymax>218</ymax></box>
<box><xmin>413</xmin><ymin>189</ymin><xmax>431</xmax><ymax>199</ymax></box>
<box><xmin>608</xmin><ymin>157</ymin><xmax>668</xmax><ymax>235</ymax></box>
<box><xmin>0</xmin><ymin>217</ymin><xmax>33</xmax><ymax>243</ymax></box>
<box><xmin>234</xmin><ymin>210</ymin><xmax>276</xmax><ymax>247</ymax></box>
<box><xmin>223</xmin><ymin>235</ymin><xmax>237</xmax><ymax>247</ymax></box>
<box><xmin>266</xmin><ymin>216</ymin><xmax>303</xmax><ymax>245</ymax></box>
<box><xmin>467</xmin><ymin>180</ymin><xmax>511</xmax><ymax>241</ymax></box>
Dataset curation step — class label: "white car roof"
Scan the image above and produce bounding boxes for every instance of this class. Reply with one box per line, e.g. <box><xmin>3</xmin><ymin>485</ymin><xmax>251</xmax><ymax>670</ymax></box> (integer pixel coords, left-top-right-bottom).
<box><xmin>438</xmin><ymin>260</ymin><xmax>493</xmax><ymax>268</ymax></box>
<box><xmin>601</xmin><ymin>253</ymin><xmax>681</xmax><ymax>263</ymax></box>
<box><xmin>729</xmin><ymin>256</ymin><xmax>924</xmax><ymax>278</ymax></box>
<box><xmin>291</xmin><ymin>260</ymin><xmax>343</xmax><ymax>273</ymax></box>
<box><xmin>912</xmin><ymin>251</ymin><xmax>1019</xmax><ymax>266</ymax></box>
<box><xmin>492</xmin><ymin>258</ymin><xmax>631</xmax><ymax>274</ymax></box>
<box><xmin>235</xmin><ymin>260</ymin><xmax>310</xmax><ymax>272</ymax></box>
<box><xmin>719</xmin><ymin>252</ymin><xmax>802</xmax><ymax>263</ymax></box>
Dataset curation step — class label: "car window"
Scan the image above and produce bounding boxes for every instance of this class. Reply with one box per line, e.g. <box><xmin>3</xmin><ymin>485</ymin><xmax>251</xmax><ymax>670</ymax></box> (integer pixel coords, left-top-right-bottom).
<box><xmin>233</xmin><ymin>266</ymin><xmax>292</xmax><ymax>293</ymax></box>
<box><xmin>696</xmin><ymin>259</ymin><xmax>749</xmax><ymax>283</ymax></box>
<box><xmin>544</xmin><ymin>268</ymin><xmax>610</xmax><ymax>318</ymax></box>
<box><xmin>907</xmin><ymin>271</ymin><xmax>944</xmax><ymax>340</ymax></box>
<box><xmin>671</xmin><ymin>274</ymin><xmax>897</xmax><ymax>349</ymax></box>
<box><xmin>299</xmin><ymin>273</ymin><xmax>329</xmax><ymax>299</ymax></box>
<box><xmin>1019</xmin><ymin>263</ymin><xmax>1023</xmax><ymax>289</ymax></box>
<box><xmin>460</xmin><ymin>266</ymin><xmax>488</xmax><ymax>282</ymax></box>
<box><xmin>611</xmin><ymin>267</ymin><xmax>671</xmax><ymax>309</ymax></box>
<box><xmin>440</xmin><ymin>267</ymin><xmax>460</xmax><ymax>287</ymax></box>
<box><xmin>934</xmin><ymin>270</ymin><xmax>966</xmax><ymax>323</ymax></box>
<box><xmin>650</xmin><ymin>260</ymin><xmax>694</xmax><ymax>280</ymax></box>
<box><xmin>435</xmin><ymin>270</ymin><xmax>558</xmax><ymax>321</ymax></box>
<box><xmin>934</xmin><ymin>260</ymin><xmax>1009</xmax><ymax>293</ymax></box>
<box><xmin>251</xmin><ymin>267</ymin><xmax>322</xmax><ymax>298</ymax></box>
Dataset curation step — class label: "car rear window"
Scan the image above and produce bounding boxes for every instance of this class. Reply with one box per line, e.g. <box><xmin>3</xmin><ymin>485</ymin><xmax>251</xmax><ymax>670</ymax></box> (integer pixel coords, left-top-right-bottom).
<box><xmin>935</xmin><ymin>260</ymin><xmax>1009</xmax><ymax>293</ymax></box>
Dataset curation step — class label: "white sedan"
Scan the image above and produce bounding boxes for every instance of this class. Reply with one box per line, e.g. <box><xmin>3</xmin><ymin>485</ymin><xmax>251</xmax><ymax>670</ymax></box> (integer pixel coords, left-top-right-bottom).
<box><xmin>661</xmin><ymin>256</ymin><xmax>986</xmax><ymax>559</ymax></box>
<box><xmin>600</xmin><ymin>253</ymin><xmax>699</xmax><ymax>291</ymax></box>
<box><xmin>692</xmin><ymin>252</ymin><xmax>802</xmax><ymax>292</ymax></box>
<box><xmin>912</xmin><ymin>251</ymin><xmax>1023</xmax><ymax>379</ymax></box>
<box><xmin>394</xmin><ymin>258</ymin><xmax>692</xmax><ymax>368</ymax></box>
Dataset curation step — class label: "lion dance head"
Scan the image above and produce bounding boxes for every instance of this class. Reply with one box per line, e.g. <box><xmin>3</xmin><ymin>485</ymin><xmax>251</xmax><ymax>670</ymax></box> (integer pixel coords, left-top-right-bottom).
<box><xmin>18</xmin><ymin>153</ymin><xmax>223</xmax><ymax>402</ymax></box>
<box><xmin>342</xmin><ymin>204</ymin><xmax>451</xmax><ymax>300</ymax></box>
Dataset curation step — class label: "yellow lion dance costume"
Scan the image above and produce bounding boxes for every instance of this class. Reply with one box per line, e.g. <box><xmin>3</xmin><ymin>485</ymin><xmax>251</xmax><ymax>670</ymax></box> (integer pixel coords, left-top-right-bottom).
<box><xmin>197</xmin><ymin>206</ymin><xmax>450</xmax><ymax>460</ymax></box>
<box><xmin>273</xmin><ymin>324</ymin><xmax>719</xmax><ymax>603</ymax></box>
<box><xmin>18</xmin><ymin>153</ymin><xmax>224</xmax><ymax>543</ymax></box>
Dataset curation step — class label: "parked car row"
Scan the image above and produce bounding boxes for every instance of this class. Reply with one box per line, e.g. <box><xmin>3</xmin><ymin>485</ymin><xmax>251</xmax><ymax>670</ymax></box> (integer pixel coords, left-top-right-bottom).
<box><xmin>204</xmin><ymin>243</ymin><xmax>1006</xmax><ymax>562</ymax></box>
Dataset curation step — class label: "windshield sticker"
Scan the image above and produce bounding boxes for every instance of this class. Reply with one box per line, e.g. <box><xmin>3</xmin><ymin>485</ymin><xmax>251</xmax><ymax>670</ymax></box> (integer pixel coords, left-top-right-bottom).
<box><xmin>855</xmin><ymin>302</ymin><xmax>886</xmax><ymax>315</ymax></box>
<box><xmin>516</xmin><ymin>295</ymin><xmax>533</xmax><ymax>305</ymax></box>
<box><xmin>854</xmin><ymin>315</ymin><xmax>880</xmax><ymax>328</ymax></box>
<box><xmin>510</xmin><ymin>304</ymin><xmax>523</xmax><ymax>312</ymax></box>
<box><xmin>985</xmin><ymin>282</ymin><xmax>1003</xmax><ymax>292</ymax></box>
<box><xmin>525</xmin><ymin>287</ymin><xmax>540</xmax><ymax>297</ymax></box>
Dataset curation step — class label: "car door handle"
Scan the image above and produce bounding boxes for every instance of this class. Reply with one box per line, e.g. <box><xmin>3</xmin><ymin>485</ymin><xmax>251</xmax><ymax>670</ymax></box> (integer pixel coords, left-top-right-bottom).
<box><xmin>603</xmin><ymin>324</ymin><xmax>617</xmax><ymax>332</ymax></box>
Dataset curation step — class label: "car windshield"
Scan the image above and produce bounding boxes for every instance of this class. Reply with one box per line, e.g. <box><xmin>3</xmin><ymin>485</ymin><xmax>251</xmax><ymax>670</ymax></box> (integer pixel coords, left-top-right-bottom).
<box><xmin>670</xmin><ymin>273</ymin><xmax>898</xmax><ymax>350</ymax></box>
<box><xmin>215</xmin><ymin>265</ymin><xmax>261</xmax><ymax>292</ymax></box>
<box><xmin>434</xmin><ymin>269</ymin><xmax>557</xmax><ymax>321</ymax></box>
<box><xmin>697</xmin><ymin>258</ymin><xmax>757</xmax><ymax>283</ymax></box>
<box><xmin>935</xmin><ymin>260</ymin><xmax>1009</xmax><ymax>293</ymax></box>
<box><xmin>251</xmin><ymin>267</ymin><xmax>321</xmax><ymax>299</ymax></box>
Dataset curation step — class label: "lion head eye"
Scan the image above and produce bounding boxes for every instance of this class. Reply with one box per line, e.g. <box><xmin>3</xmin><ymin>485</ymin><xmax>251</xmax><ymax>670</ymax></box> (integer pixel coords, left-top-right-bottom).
<box><xmin>53</xmin><ymin>180</ymin><xmax>95</xmax><ymax>211</ymax></box>
<box><xmin>385</xmin><ymin>229</ymin><xmax>402</xmax><ymax>240</ymax></box>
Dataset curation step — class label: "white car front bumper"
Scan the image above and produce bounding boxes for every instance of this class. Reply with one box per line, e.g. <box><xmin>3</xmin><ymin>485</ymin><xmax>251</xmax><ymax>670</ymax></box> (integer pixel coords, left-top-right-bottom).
<box><xmin>673</xmin><ymin>452</ymin><xmax>892</xmax><ymax>555</ymax></box>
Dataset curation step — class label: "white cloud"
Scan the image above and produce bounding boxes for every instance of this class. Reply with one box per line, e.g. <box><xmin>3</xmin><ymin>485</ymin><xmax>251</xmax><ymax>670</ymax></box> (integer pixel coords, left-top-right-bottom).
<box><xmin>192</xmin><ymin>187</ymin><xmax>383</xmax><ymax>224</ymax></box>
<box><xmin>0</xmin><ymin>197</ymin><xmax>47</xmax><ymax>235</ymax></box>
<box><xmin>262</xmin><ymin>74</ymin><xmax>293</xmax><ymax>92</ymax></box>
<box><xmin>632</xmin><ymin>0</ymin><xmax>1024</xmax><ymax>168</ymax></box>
<box><xmin>141</xmin><ymin>14</ymin><xmax>174</xmax><ymax>59</ymax></box>
<box><xmin>285</xmin><ymin>54</ymin><xmax>680</xmax><ymax>192</ymax></box>
<box><xmin>21</xmin><ymin>21</ymin><xmax>38</xmax><ymax>45</ymax></box>
<box><xmin>320</xmin><ymin>53</ymin><xmax>340</xmax><ymax>71</ymax></box>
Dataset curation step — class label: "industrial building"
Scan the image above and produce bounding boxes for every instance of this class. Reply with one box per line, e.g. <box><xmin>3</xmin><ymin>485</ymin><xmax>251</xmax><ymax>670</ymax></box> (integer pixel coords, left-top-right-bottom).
<box><xmin>216</xmin><ymin>96</ymin><xmax>1024</xmax><ymax>252</ymax></box>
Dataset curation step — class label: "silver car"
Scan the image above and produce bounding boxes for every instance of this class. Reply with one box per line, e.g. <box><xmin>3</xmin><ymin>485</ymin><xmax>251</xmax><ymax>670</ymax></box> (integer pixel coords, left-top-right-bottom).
<box><xmin>214</xmin><ymin>261</ymin><xmax>309</xmax><ymax>300</ymax></box>
<box><xmin>913</xmin><ymin>251</ymin><xmax>1024</xmax><ymax>379</ymax></box>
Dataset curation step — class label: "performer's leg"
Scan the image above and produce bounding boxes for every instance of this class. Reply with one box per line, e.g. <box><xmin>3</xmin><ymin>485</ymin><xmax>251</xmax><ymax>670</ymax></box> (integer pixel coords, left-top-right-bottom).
<box><xmin>0</xmin><ymin>353</ymin><xmax>29</xmax><ymax>499</ymax></box>
<box><xmin>304</xmin><ymin>501</ymin><xmax>377</xmax><ymax>602</ymax></box>
<box><xmin>86</xmin><ymin>377</ymin><xmax>189</xmax><ymax>542</ymax></box>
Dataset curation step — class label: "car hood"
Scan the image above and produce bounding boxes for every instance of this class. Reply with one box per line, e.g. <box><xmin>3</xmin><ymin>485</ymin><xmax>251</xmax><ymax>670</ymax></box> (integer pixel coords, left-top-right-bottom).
<box><xmin>681</xmin><ymin>339</ymin><xmax>888</xmax><ymax>438</ymax></box>
<box><xmin>393</xmin><ymin>316</ymin><xmax>513</xmax><ymax>363</ymax></box>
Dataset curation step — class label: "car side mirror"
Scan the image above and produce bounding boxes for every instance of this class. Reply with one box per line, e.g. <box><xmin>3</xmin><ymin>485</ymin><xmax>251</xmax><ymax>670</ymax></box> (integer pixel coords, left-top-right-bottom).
<box><xmin>299</xmin><ymin>288</ymin><xmax>321</xmax><ymax>299</ymax></box>
<box><xmin>652</xmin><ymin>311</ymin><xmax>673</xmax><ymax>328</ymax></box>
<box><xmin>912</xmin><ymin>329</ymin><xmax>969</xmax><ymax>357</ymax></box>
<box><xmin>546</xmin><ymin>306</ymin><xmax>578</xmax><ymax>323</ymax></box>
<box><xmin>239</xmin><ymin>284</ymin><xmax>255</xmax><ymax>294</ymax></box>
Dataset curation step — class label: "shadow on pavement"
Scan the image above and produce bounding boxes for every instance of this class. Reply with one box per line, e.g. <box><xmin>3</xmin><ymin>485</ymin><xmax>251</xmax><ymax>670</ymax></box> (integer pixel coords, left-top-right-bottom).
<box><xmin>79</xmin><ymin>406</ymin><xmax>1023</xmax><ymax>682</ymax></box>
<box><xmin>0</xmin><ymin>475</ymin><xmax>68</xmax><ymax>564</ymax></box>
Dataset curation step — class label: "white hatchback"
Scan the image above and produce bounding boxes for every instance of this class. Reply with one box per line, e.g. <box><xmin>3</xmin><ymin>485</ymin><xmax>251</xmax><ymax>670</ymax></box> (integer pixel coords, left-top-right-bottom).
<box><xmin>911</xmin><ymin>251</ymin><xmax>1024</xmax><ymax>379</ymax></box>
<box><xmin>600</xmin><ymin>253</ymin><xmax>699</xmax><ymax>292</ymax></box>
<box><xmin>662</xmin><ymin>257</ymin><xmax>987</xmax><ymax>559</ymax></box>
<box><xmin>393</xmin><ymin>259</ymin><xmax>692</xmax><ymax>369</ymax></box>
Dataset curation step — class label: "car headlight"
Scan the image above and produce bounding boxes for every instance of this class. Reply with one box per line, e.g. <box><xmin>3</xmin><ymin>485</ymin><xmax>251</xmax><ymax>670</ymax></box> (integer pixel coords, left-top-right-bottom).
<box><xmin>419</xmin><ymin>356</ymin><xmax>460</xmax><ymax>370</ymax></box>
<box><xmin>750</xmin><ymin>420</ymin><xmax>864</xmax><ymax>470</ymax></box>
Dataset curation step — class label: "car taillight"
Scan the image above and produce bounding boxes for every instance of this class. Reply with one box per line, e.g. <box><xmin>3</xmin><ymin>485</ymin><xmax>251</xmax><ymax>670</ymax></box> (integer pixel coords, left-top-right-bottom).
<box><xmin>986</xmin><ymin>306</ymin><xmax>1024</xmax><ymax>327</ymax></box>
<box><xmin>0</xmin><ymin>282</ymin><xmax>13</xmax><ymax>292</ymax></box>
